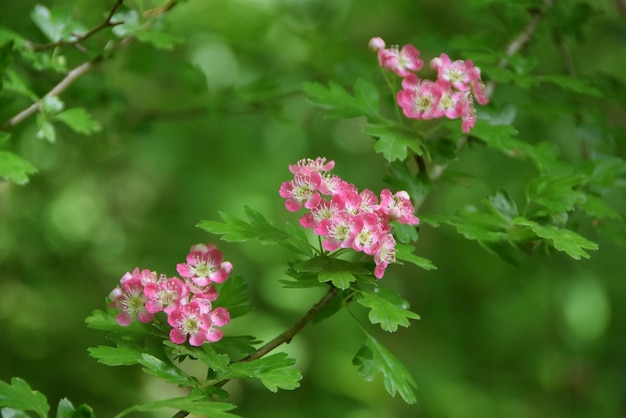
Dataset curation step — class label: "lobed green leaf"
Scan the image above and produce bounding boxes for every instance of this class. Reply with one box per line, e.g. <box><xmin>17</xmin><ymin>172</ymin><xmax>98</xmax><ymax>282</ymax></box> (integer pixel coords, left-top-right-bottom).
<box><xmin>138</xmin><ymin>353</ymin><xmax>200</xmax><ymax>388</ymax></box>
<box><xmin>302</xmin><ymin>79</ymin><xmax>380</xmax><ymax>120</ymax></box>
<box><xmin>54</xmin><ymin>108</ymin><xmax>101</xmax><ymax>134</ymax></box>
<box><xmin>353</xmin><ymin>336</ymin><xmax>416</xmax><ymax>404</ymax></box>
<box><xmin>513</xmin><ymin>218</ymin><xmax>598</xmax><ymax>259</ymax></box>
<box><xmin>365</xmin><ymin>124</ymin><xmax>426</xmax><ymax>162</ymax></box>
<box><xmin>0</xmin><ymin>378</ymin><xmax>49</xmax><ymax>418</ymax></box>
<box><xmin>0</xmin><ymin>150</ymin><xmax>37</xmax><ymax>185</ymax></box>
<box><xmin>226</xmin><ymin>353</ymin><xmax>302</xmax><ymax>392</ymax></box>
<box><xmin>114</xmin><ymin>395</ymin><xmax>239</xmax><ymax>418</ymax></box>
<box><xmin>87</xmin><ymin>343</ymin><xmax>144</xmax><ymax>366</ymax></box>
<box><xmin>357</xmin><ymin>287</ymin><xmax>420</xmax><ymax>332</ymax></box>
<box><xmin>395</xmin><ymin>244</ymin><xmax>436</xmax><ymax>270</ymax></box>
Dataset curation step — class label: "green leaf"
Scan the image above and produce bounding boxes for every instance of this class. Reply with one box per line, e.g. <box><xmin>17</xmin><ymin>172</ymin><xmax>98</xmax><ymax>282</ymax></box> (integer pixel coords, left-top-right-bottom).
<box><xmin>292</xmin><ymin>256</ymin><xmax>369</xmax><ymax>289</ymax></box>
<box><xmin>84</xmin><ymin>309</ymin><xmax>149</xmax><ymax>341</ymax></box>
<box><xmin>513</xmin><ymin>218</ymin><xmax>599</xmax><ymax>259</ymax></box>
<box><xmin>302</xmin><ymin>79</ymin><xmax>379</xmax><ymax>120</ymax></box>
<box><xmin>198</xmin><ymin>206</ymin><xmax>301</xmax><ymax>250</ymax></box>
<box><xmin>365</xmin><ymin>124</ymin><xmax>426</xmax><ymax>161</ymax></box>
<box><xmin>353</xmin><ymin>336</ymin><xmax>416</xmax><ymax>404</ymax></box>
<box><xmin>56</xmin><ymin>398</ymin><xmax>94</xmax><ymax>418</ymax></box>
<box><xmin>357</xmin><ymin>287</ymin><xmax>420</xmax><ymax>332</ymax></box>
<box><xmin>0</xmin><ymin>151</ymin><xmax>37</xmax><ymax>185</ymax></box>
<box><xmin>395</xmin><ymin>244</ymin><xmax>436</xmax><ymax>270</ymax></box>
<box><xmin>4</xmin><ymin>69</ymin><xmax>37</xmax><ymax>101</ymax></box>
<box><xmin>484</xmin><ymin>188</ymin><xmax>519</xmax><ymax>220</ymax></box>
<box><xmin>164</xmin><ymin>340</ymin><xmax>230</xmax><ymax>373</ymax></box>
<box><xmin>114</xmin><ymin>395</ymin><xmax>239</xmax><ymax>418</ymax></box>
<box><xmin>138</xmin><ymin>353</ymin><xmax>199</xmax><ymax>388</ymax></box>
<box><xmin>112</xmin><ymin>10</ymin><xmax>142</xmax><ymax>38</ymax></box>
<box><xmin>54</xmin><ymin>108</ymin><xmax>101</xmax><ymax>134</ymax></box>
<box><xmin>578</xmin><ymin>194</ymin><xmax>622</xmax><ymax>220</ymax></box>
<box><xmin>36</xmin><ymin>114</ymin><xmax>56</xmax><ymax>143</ymax></box>
<box><xmin>212</xmin><ymin>276</ymin><xmax>252</xmax><ymax>318</ymax></box>
<box><xmin>31</xmin><ymin>5</ymin><xmax>86</xmax><ymax>43</ymax></box>
<box><xmin>87</xmin><ymin>343</ymin><xmax>144</xmax><ymax>366</ymax></box>
<box><xmin>212</xmin><ymin>335</ymin><xmax>261</xmax><ymax>357</ymax></box>
<box><xmin>0</xmin><ymin>378</ymin><xmax>49</xmax><ymax>418</ymax></box>
<box><xmin>226</xmin><ymin>353</ymin><xmax>302</xmax><ymax>392</ymax></box>
<box><xmin>0</xmin><ymin>408</ymin><xmax>29</xmax><ymax>417</ymax></box>
<box><xmin>526</xmin><ymin>174</ymin><xmax>587</xmax><ymax>214</ymax></box>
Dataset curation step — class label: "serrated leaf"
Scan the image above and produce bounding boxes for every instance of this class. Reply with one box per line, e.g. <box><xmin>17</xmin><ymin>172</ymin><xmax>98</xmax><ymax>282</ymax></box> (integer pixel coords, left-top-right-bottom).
<box><xmin>54</xmin><ymin>108</ymin><xmax>101</xmax><ymax>134</ymax></box>
<box><xmin>526</xmin><ymin>174</ymin><xmax>587</xmax><ymax>214</ymax></box>
<box><xmin>138</xmin><ymin>353</ymin><xmax>199</xmax><ymax>388</ymax></box>
<box><xmin>35</xmin><ymin>113</ymin><xmax>56</xmax><ymax>143</ymax></box>
<box><xmin>88</xmin><ymin>343</ymin><xmax>144</xmax><ymax>366</ymax></box>
<box><xmin>164</xmin><ymin>340</ymin><xmax>230</xmax><ymax>372</ymax></box>
<box><xmin>302</xmin><ymin>79</ymin><xmax>379</xmax><ymax>120</ymax></box>
<box><xmin>0</xmin><ymin>151</ymin><xmax>37</xmax><ymax>185</ymax></box>
<box><xmin>212</xmin><ymin>335</ymin><xmax>262</xmax><ymax>357</ymax></box>
<box><xmin>485</xmin><ymin>188</ymin><xmax>519</xmax><ymax>220</ymax></box>
<box><xmin>357</xmin><ymin>288</ymin><xmax>420</xmax><ymax>332</ymax></box>
<box><xmin>112</xmin><ymin>10</ymin><xmax>141</xmax><ymax>38</ymax></box>
<box><xmin>353</xmin><ymin>336</ymin><xmax>416</xmax><ymax>404</ymax></box>
<box><xmin>226</xmin><ymin>353</ymin><xmax>302</xmax><ymax>392</ymax></box>
<box><xmin>0</xmin><ymin>378</ymin><xmax>49</xmax><ymax>418</ymax></box>
<box><xmin>293</xmin><ymin>256</ymin><xmax>368</xmax><ymax>288</ymax></box>
<box><xmin>513</xmin><ymin>218</ymin><xmax>598</xmax><ymax>259</ymax></box>
<box><xmin>211</xmin><ymin>276</ymin><xmax>252</xmax><ymax>318</ymax></box>
<box><xmin>198</xmin><ymin>206</ymin><xmax>298</xmax><ymax>248</ymax></box>
<box><xmin>114</xmin><ymin>395</ymin><xmax>239</xmax><ymax>418</ymax></box>
<box><xmin>578</xmin><ymin>194</ymin><xmax>622</xmax><ymax>220</ymax></box>
<box><xmin>31</xmin><ymin>5</ymin><xmax>86</xmax><ymax>43</ymax></box>
<box><xmin>391</xmin><ymin>222</ymin><xmax>419</xmax><ymax>244</ymax></box>
<box><xmin>4</xmin><ymin>69</ymin><xmax>37</xmax><ymax>101</ymax></box>
<box><xmin>0</xmin><ymin>408</ymin><xmax>29</xmax><ymax>418</ymax></box>
<box><xmin>395</xmin><ymin>244</ymin><xmax>436</xmax><ymax>270</ymax></box>
<box><xmin>84</xmin><ymin>309</ymin><xmax>149</xmax><ymax>341</ymax></box>
<box><xmin>365</xmin><ymin>124</ymin><xmax>426</xmax><ymax>161</ymax></box>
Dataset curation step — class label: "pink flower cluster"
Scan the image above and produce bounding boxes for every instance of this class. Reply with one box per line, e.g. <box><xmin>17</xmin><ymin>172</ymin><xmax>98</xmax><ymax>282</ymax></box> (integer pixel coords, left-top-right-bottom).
<box><xmin>108</xmin><ymin>243</ymin><xmax>232</xmax><ymax>346</ymax></box>
<box><xmin>279</xmin><ymin>157</ymin><xmax>419</xmax><ymax>279</ymax></box>
<box><xmin>369</xmin><ymin>37</ymin><xmax>489</xmax><ymax>133</ymax></box>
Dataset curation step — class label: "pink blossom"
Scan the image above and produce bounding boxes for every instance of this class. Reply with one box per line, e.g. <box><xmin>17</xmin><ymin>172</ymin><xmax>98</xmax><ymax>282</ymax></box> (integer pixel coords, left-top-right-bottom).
<box><xmin>144</xmin><ymin>276</ymin><xmax>189</xmax><ymax>314</ymax></box>
<box><xmin>288</xmin><ymin>157</ymin><xmax>335</xmax><ymax>174</ymax></box>
<box><xmin>205</xmin><ymin>307</ymin><xmax>231</xmax><ymax>343</ymax></box>
<box><xmin>109</xmin><ymin>270</ymin><xmax>155</xmax><ymax>326</ymax></box>
<box><xmin>379</xmin><ymin>190</ymin><xmax>420</xmax><ymax>225</ymax></box>
<box><xmin>374</xmin><ymin>234</ymin><xmax>397</xmax><ymax>279</ymax></box>
<box><xmin>378</xmin><ymin>43</ymin><xmax>424</xmax><ymax>77</ymax></box>
<box><xmin>430</xmin><ymin>53</ymin><xmax>481</xmax><ymax>91</ymax></box>
<box><xmin>177</xmin><ymin>243</ymin><xmax>233</xmax><ymax>286</ymax></box>
<box><xmin>433</xmin><ymin>80</ymin><xmax>465</xmax><ymax>119</ymax></box>
<box><xmin>397</xmin><ymin>78</ymin><xmax>443</xmax><ymax>120</ymax></box>
<box><xmin>279</xmin><ymin>170</ymin><xmax>323</xmax><ymax>212</ymax></box>
<box><xmin>316</xmin><ymin>211</ymin><xmax>356</xmax><ymax>252</ymax></box>
<box><xmin>351</xmin><ymin>213</ymin><xmax>384</xmax><ymax>256</ymax></box>
<box><xmin>368</xmin><ymin>36</ymin><xmax>386</xmax><ymax>51</ymax></box>
<box><xmin>167</xmin><ymin>301</ymin><xmax>213</xmax><ymax>346</ymax></box>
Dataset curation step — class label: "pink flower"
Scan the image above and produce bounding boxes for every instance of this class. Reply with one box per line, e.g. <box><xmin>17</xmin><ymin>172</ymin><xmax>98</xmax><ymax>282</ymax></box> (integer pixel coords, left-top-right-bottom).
<box><xmin>144</xmin><ymin>276</ymin><xmax>189</xmax><ymax>314</ymax></box>
<box><xmin>177</xmin><ymin>243</ymin><xmax>233</xmax><ymax>286</ymax></box>
<box><xmin>109</xmin><ymin>269</ymin><xmax>156</xmax><ymax>326</ymax></box>
<box><xmin>374</xmin><ymin>234</ymin><xmax>397</xmax><ymax>279</ymax></box>
<box><xmin>167</xmin><ymin>301</ymin><xmax>213</xmax><ymax>346</ymax></box>
<box><xmin>205</xmin><ymin>307</ymin><xmax>231</xmax><ymax>343</ymax></box>
<box><xmin>288</xmin><ymin>157</ymin><xmax>335</xmax><ymax>174</ymax></box>
<box><xmin>368</xmin><ymin>36</ymin><xmax>386</xmax><ymax>51</ymax></box>
<box><xmin>279</xmin><ymin>170</ymin><xmax>323</xmax><ymax>212</ymax></box>
<box><xmin>377</xmin><ymin>43</ymin><xmax>424</xmax><ymax>77</ymax></box>
<box><xmin>316</xmin><ymin>211</ymin><xmax>357</xmax><ymax>252</ymax></box>
<box><xmin>351</xmin><ymin>213</ymin><xmax>384</xmax><ymax>256</ymax></box>
<box><xmin>430</xmin><ymin>53</ymin><xmax>481</xmax><ymax>92</ymax></box>
<box><xmin>379</xmin><ymin>190</ymin><xmax>420</xmax><ymax>225</ymax></box>
<box><xmin>397</xmin><ymin>77</ymin><xmax>443</xmax><ymax>120</ymax></box>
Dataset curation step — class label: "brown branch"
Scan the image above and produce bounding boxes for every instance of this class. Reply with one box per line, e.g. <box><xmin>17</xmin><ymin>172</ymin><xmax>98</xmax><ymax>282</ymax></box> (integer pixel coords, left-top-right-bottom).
<box><xmin>2</xmin><ymin>59</ymin><xmax>98</xmax><ymax>129</ymax></box>
<box><xmin>29</xmin><ymin>0</ymin><xmax>126</xmax><ymax>52</ymax></box>
<box><xmin>171</xmin><ymin>285</ymin><xmax>341</xmax><ymax>418</ymax></box>
<box><xmin>2</xmin><ymin>0</ymin><xmax>180</xmax><ymax>131</ymax></box>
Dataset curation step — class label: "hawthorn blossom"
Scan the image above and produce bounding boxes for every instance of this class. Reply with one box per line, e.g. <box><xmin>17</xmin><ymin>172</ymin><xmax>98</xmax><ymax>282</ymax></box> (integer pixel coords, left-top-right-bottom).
<box><xmin>397</xmin><ymin>77</ymin><xmax>443</xmax><ymax>120</ymax></box>
<box><xmin>205</xmin><ymin>307</ymin><xmax>231</xmax><ymax>342</ymax></box>
<box><xmin>375</xmin><ymin>42</ymin><xmax>424</xmax><ymax>77</ymax></box>
<box><xmin>430</xmin><ymin>53</ymin><xmax>481</xmax><ymax>91</ymax></box>
<box><xmin>109</xmin><ymin>269</ymin><xmax>156</xmax><ymax>326</ymax></box>
<box><xmin>281</xmin><ymin>157</ymin><xmax>420</xmax><ymax>279</ymax></box>
<box><xmin>144</xmin><ymin>276</ymin><xmax>189</xmax><ymax>314</ymax></box>
<box><xmin>177</xmin><ymin>243</ymin><xmax>233</xmax><ymax>286</ymax></box>
<box><xmin>288</xmin><ymin>157</ymin><xmax>335</xmax><ymax>174</ymax></box>
<box><xmin>167</xmin><ymin>301</ymin><xmax>214</xmax><ymax>346</ymax></box>
<box><xmin>279</xmin><ymin>170</ymin><xmax>323</xmax><ymax>212</ymax></box>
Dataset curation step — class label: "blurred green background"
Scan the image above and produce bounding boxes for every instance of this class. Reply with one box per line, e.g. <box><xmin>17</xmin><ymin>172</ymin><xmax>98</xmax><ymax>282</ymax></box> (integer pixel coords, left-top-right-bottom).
<box><xmin>1</xmin><ymin>0</ymin><xmax>625</xmax><ymax>417</ymax></box>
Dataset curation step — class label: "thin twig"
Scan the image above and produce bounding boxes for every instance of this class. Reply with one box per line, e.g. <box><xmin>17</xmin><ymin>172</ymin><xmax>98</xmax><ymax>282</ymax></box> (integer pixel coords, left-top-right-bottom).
<box><xmin>2</xmin><ymin>59</ymin><xmax>98</xmax><ymax>129</ymax></box>
<box><xmin>29</xmin><ymin>0</ymin><xmax>126</xmax><ymax>52</ymax></box>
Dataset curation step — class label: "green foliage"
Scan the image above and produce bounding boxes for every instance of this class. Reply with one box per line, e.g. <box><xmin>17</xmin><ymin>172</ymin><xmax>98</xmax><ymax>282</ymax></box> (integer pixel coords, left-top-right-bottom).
<box><xmin>357</xmin><ymin>287</ymin><xmax>420</xmax><ymax>332</ymax></box>
<box><xmin>225</xmin><ymin>353</ymin><xmax>303</xmax><ymax>392</ymax></box>
<box><xmin>0</xmin><ymin>378</ymin><xmax>49</xmax><ymax>418</ymax></box>
<box><xmin>353</xmin><ymin>336</ymin><xmax>417</xmax><ymax>404</ymax></box>
<box><xmin>302</xmin><ymin>79</ymin><xmax>380</xmax><ymax>120</ymax></box>
<box><xmin>114</xmin><ymin>395</ymin><xmax>239</xmax><ymax>418</ymax></box>
<box><xmin>0</xmin><ymin>149</ymin><xmax>37</xmax><ymax>185</ymax></box>
<box><xmin>56</xmin><ymin>399</ymin><xmax>94</xmax><ymax>418</ymax></box>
